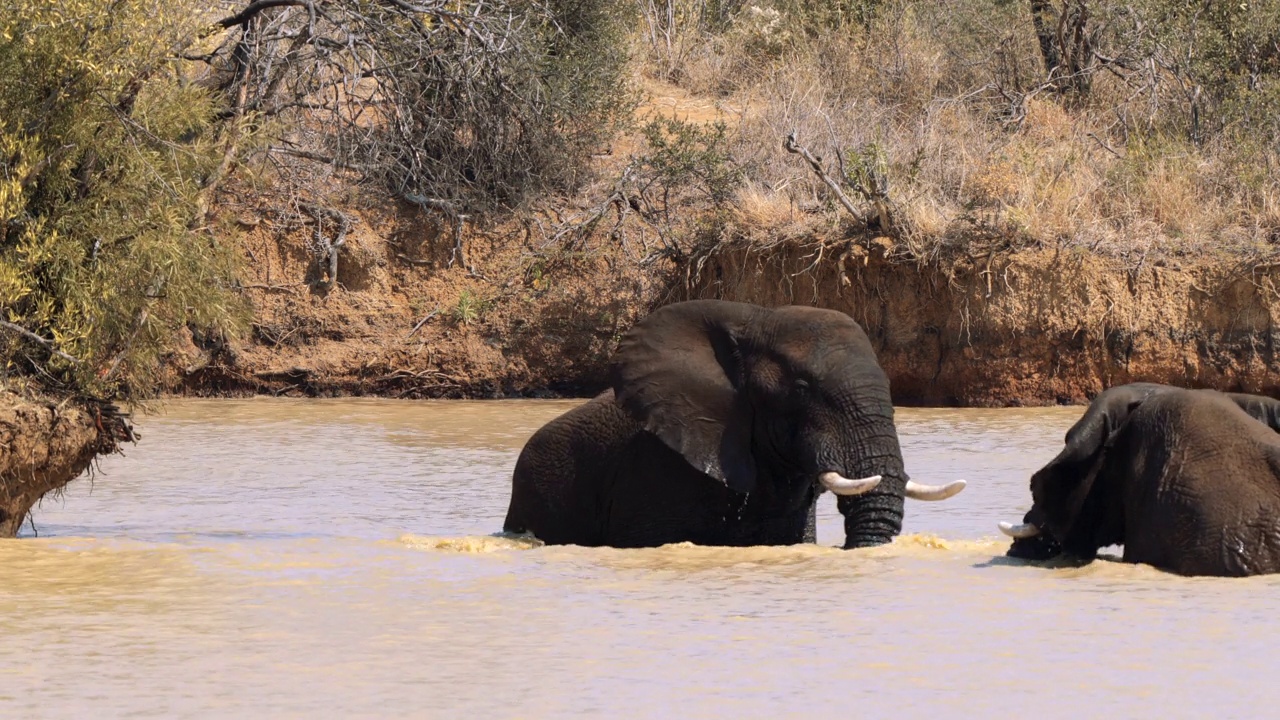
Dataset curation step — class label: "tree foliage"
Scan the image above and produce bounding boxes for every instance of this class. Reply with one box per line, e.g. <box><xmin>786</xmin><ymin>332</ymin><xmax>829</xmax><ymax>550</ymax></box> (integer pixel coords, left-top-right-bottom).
<box><xmin>0</xmin><ymin>0</ymin><xmax>638</xmax><ymax>400</ymax></box>
<box><xmin>1135</xmin><ymin>0</ymin><xmax>1280</xmax><ymax>140</ymax></box>
<box><xmin>1017</xmin><ymin>0</ymin><xmax>1280</xmax><ymax>141</ymax></box>
<box><xmin>208</xmin><ymin>0</ymin><xmax>635</xmax><ymax>215</ymax></box>
<box><xmin>0</xmin><ymin>0</ymin><xmax>247</xmax><ymax>400</ymax></box>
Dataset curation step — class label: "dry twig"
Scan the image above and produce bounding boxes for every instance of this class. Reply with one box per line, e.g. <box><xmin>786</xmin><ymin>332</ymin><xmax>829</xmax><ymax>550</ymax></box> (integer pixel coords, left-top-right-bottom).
<box><xmin>783</xmin><ymin>131</ymin><xmax>862</xmax><ymax>222</ymax></box>
<box><xmin>0</xmin><ymin>320</ymin><xmax>79</xmax><ymax>364</ymax></box>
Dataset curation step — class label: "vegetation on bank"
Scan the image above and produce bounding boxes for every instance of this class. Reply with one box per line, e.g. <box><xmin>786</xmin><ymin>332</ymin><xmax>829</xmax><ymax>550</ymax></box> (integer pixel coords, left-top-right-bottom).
<box><xmin>0</xmin><ymin>0</ymin><xmax>632</xmax><ymax>400</ymax></box>
<box><xmin>0</xmin><ymin>1</ymin><xmax>246</xmax><ymax>400</ymax></box>
<box><xmin>3</xmin><ymin>0</ymin><xmax>1280</xmax><ymax>402</ymax></box>
<box><xmin>624</xmin><ymin>0</ymin><xmax>1280</xmax><ymax>265</ymax></box>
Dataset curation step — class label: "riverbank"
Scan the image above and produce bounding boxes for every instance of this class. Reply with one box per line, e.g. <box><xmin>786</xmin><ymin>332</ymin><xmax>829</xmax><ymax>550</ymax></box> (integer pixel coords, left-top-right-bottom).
<box><xmin>165</xmin><ymin>191</ymin><xmax>660</xmax><ymax>400</ymax></box>
<box><xmin>154</xmin><ymin>56</ymin><xmax>1280</xmax><ymax>407</ymax></box>
<box><xmin>683</xmin><ymin>237</ymin><xmax>1280</xmax><ymax>406</ymax></box>
<box><xmin>11</xmin><ymin>0</ymin><xmax>1280</xmax><ymax>413</ymax></box>
<box><xmin>0</xmin><ymin>392</ymin><xmax>133</xmax><ymax>537</ymax></box>
<box><xmin>160</xmin><ymin>194</ymin><xmax>1280</xmax><ymax>407</ymax></box>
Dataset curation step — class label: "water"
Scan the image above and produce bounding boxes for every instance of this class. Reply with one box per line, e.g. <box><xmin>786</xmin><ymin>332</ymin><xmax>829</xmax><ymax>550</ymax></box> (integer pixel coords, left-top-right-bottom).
<box><xmin>2</xmin><ymin>399</ymin><xmax>1277</xmax><ymax>718</ymax></box>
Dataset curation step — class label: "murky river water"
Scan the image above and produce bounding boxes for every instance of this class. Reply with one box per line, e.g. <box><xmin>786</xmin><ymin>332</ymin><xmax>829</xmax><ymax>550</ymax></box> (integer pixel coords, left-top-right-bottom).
<box><xmin>2</xmin><ymin>399</ymin><xmax>1277</xmax><ymax>718</ymax></box>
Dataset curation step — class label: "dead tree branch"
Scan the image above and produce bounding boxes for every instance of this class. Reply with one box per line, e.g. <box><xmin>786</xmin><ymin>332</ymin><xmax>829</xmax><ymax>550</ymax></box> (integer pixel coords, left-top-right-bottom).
<box><xmin>402</xmin><ymin>193</ymin><xmax>479</xmax><ymax>277</ymax></box>
<box><xmin>298</xmin><ymin>202</ymin><xmax>351</xmax><ymax>289</ymax></box>
<box><xmin>216</xmin><ymin>1</ymin><xmax>310</xmax><ymax>29</ymax></box>
<box><xmin>783</xmin><ymin>131</ymin><xmax>862</xmax><ymax>222</ymax></box>
<box><xmin>406</xmin><ymin>310</ymin><xmax>440</xmax><ymax>338</ymax></box>
<box><xmin>0</xmin><ymin>321</ymin><xmax>80</xmax><ymax>364</ymax></box>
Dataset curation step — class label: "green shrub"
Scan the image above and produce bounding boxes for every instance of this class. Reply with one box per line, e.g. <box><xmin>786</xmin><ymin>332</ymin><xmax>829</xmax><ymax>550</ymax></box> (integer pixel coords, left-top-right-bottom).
<box><xmin>639</xmin><ymin>117</ymin><xmax>742</xmax><ymax>205</ymax></box>
<box><xmin>1135</xmin><ymin>0</ymin><xmax>1280</xmax><ymax>140</ymax></box>
<box><xmin>452</xmin><ymin>290</ymin><xmax>494</xmax><ymax>327</ymax></box>
<box><xmin>0</xmin><ymin>0</ymin><xmax>247</xmax><ymax>400</ymax></box>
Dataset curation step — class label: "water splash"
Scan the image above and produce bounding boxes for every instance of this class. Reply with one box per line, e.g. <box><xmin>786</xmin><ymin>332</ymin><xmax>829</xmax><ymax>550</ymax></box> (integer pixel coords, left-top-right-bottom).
<box><xmin>398</xmin><ymin>532</ymin><xmax>544</xmax><ymax>553</ymax></box>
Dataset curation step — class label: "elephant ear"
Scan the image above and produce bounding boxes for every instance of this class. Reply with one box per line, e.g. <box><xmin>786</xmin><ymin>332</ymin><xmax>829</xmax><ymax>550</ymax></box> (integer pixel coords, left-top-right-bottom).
<box><xmin>610</xmin><ymin>300</ymin><xmax>761</xmax><ymax>494</ymax></box>
<box><xmin>1057</xmin><ymin>385</ymin><xmax>1155</xmax><ymax>466</ymax></box>
<box><xmin>1036</xmin><ymin>386</ymin><xmax>1150</xmax><ymax>545</ymax></box>
<box><xmin>1227</xmin><ymin>392</ymin><xmax>1280</xmax><ymax>433</ymax></box>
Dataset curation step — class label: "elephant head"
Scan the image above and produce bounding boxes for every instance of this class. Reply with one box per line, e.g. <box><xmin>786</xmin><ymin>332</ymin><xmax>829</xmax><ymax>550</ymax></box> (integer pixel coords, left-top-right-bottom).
<box><xmin>998</xmin><ymin>383</ymin><xmax>1170</xmax><ymax>559</ymax></box>
<box><xmin>999</xmin><ymin>383</ymin><xmax>1280</xmax><ymax>560</ymax></box>
<box><xmin>610</xmin><ymin>299</ymin><xmax>964</xmax><ymax>548</ymax></box>
<box><xmin>1002</xmin><ymin>507</ymin><xmax>1061</xmax><ymax>560</ymax></box>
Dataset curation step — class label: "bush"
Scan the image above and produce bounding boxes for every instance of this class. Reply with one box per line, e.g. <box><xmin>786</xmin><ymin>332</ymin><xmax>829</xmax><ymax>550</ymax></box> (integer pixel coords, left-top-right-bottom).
<box><xmin>1130</xmin><ymin>1</ymin><xmax>1280</xmax><ymax>140</ymax></box>
<box><xmin>771</xmin><ymin>0</ymin><xmax>882</xmax><ymax>36</ymax></box>
<box><xmin>212</xmin><ymin>0</ymin><xmax>636</xmax><ymax>215</ymax></box>
<box><xmin>618</xmin><ymin>0</ymin><xmax>1280</xmax><ymax>261</ymax></box>
<box><xmin>0</xmin><ymin>0</ymin><xmax>247</xmax><ymax>400</ymax></box>
<box><xmin>639</xmin><ymin>117</ymin><xmax>742</xmax><ymax>206</ymax></box>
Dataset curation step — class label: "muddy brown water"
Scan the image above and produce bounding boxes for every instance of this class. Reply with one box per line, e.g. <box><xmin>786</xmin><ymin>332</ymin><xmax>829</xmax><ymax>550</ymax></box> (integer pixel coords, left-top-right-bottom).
<box><xmin>2</xmin><ymin>399</ymin><xmax>1277</xmax><ymax>718</ymax></box>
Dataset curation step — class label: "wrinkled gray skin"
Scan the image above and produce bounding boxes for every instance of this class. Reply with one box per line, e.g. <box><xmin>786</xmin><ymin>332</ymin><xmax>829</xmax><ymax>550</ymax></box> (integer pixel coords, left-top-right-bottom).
<box><xmin>1006</xmin><ymin>383</ymin><xmax>1280</xmax><ymax>576</ymax></box>
<box><xmin>503</xmin><ymin>300</ymin><xmax>920</xmax><ymax>549</ymax></box>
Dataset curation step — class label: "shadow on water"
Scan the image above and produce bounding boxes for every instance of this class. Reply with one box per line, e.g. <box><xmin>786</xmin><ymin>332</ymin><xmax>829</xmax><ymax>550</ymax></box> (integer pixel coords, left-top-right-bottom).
<box><xmin>973</xmin><ymin>553</ymin><xmax>1093</xmax><ymax>570</ymax></box>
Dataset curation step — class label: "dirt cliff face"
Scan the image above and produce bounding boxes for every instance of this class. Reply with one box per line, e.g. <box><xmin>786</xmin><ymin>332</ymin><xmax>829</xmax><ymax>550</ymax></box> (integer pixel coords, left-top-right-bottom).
<box><xmin>682</xmin><ymin>238</ymin><xmax>1280</xmax><ymax>406</ymax></box>
<box><xmin>173</xmin><ymin>183</ymin><xmax>1280</xmax><ymax>407</ymax></box>
<box><xmin>167</xmin><ymin>195</ymin><xmax>660</xmax><ymax>399</ymax></box>
<box><xmin>0</xmin><ymin>394</ymin><xmax>131</xmax><ymax>537</ymax></box>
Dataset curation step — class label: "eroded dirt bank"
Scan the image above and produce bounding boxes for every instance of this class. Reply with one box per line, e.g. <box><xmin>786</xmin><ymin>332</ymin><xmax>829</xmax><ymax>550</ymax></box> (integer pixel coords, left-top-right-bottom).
<box><xmin>165</xmin><ymin>196</ymin><xmax>658</xmax><ymax>400</ymax></box>
<box><xmin>168</xmin><ymin>201</ymin><xmax>1280</xmax><ymax>407</ymax></box>
<box><xmin>683</xmin><ymin>238</ymin><xmax>1280</xmax><ymax>406</ymax></box>
<box><xmin>0</xmin><ymin>393</ymin><xmax>132</xmax><ymax>537</ymax></box>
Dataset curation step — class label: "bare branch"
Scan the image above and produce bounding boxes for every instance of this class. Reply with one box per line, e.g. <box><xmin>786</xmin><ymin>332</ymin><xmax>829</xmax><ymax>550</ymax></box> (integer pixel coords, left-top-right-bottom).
<box><xmin>297</xmin><ymin>202</ymin><xmax>351</xmax><ymax>290</ymax></box>
<box><xmin>267</xmin><ymin>146</ymin><xmax>373</xmax><ymax>171</ymax></box>
<box><xmin>783</xmin><ymin>131</ymin><xmax>862</xmax><ymax>222</ymax></box>
<box><xmin>0</xmin><ymin>321</ymin><xmax>80</xmax><ymax>364</ymax></box>
<box><xmin>406</xmin><ymin>309</ymin><xmax>440</xmax><ymax>338</ymax></box>
<box><xmin>216</xmin><ymin>0</ymin><xmax>311</xmax><ymax>29</ymax></box>
<box><xmin>194</xmin><ymin>0</ymin><xmax>629</xmax><ymax>216</ymax></box>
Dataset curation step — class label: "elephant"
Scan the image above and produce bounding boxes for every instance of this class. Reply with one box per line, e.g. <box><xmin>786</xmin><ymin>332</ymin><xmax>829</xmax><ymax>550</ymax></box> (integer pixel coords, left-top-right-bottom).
<box><xmin>999</xmin><ymin>383</ymin><xmax>1280</xmax><ymax>576</ymax></box>
<box><xmin>502</xmin><ymin>300</ymin><xmax>966</xmax><ymax>549</ymax></box>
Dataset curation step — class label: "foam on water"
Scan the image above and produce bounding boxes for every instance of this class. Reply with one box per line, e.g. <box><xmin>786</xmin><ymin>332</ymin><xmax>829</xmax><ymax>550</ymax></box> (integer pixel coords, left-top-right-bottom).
<box><xmin>398</xmin><ymin>532</ymin><xmax>545</xmax><ymax>552</ymax></box>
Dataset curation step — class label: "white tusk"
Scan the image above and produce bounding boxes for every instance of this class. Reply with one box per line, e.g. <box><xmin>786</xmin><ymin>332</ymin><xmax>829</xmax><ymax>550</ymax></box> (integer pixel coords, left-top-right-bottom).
<box><xmin>903</xmin><ymin>479</ymin><xmax>967</xmax><ymax>501</ymax></box>
<box><xmin>819</xmin><ymin>472</ymin><xmax>882</xmax><ymax>496</ymax></box>
<box><xmin>998</xmin><ymin>521</ymin><xmax>1041</xmax><ymax>539</ymax></box>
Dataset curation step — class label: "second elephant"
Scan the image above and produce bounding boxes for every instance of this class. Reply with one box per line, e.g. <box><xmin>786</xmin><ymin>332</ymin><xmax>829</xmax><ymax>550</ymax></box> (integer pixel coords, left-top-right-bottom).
<box><xmin>1000</xmin><ymin>383</ymin><xmax>1280</xmax><ymax>576</ymax></box>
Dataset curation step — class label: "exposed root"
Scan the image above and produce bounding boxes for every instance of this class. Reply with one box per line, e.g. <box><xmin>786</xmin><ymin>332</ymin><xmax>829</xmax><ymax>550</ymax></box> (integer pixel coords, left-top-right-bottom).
<box><xmin>0</xmin><ymin>393</ymin><xmax>134</xmax><ymax>537</ymax></box>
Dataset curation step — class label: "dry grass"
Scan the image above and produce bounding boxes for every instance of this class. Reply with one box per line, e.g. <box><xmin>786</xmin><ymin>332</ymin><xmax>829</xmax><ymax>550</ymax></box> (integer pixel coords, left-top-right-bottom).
<box><xmin>727</xmin><ymin>181</ymin><xmax>824</xmax><ymax>242</ymax></box>
<box><xmin>619</xmin><ymin>0</ymin><xmax>1280</xmax><ymax>266</ymax></box>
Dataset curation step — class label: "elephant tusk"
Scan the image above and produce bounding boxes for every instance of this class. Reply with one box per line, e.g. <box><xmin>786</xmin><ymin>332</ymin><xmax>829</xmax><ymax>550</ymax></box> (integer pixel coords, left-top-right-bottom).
<box><xmin>998</xmin><ymin>521</ymin><xmax>1041</xmax><ymax>539</ymax></box>
<box><xmin>819</xmin><ymin>472</ymin><xmax>882</xmax><ymax>496</ymax></box>
<box><xmin>903</xmin><ymin>479</ymin><xmax>967</xmax><ymax>501</ymax></box>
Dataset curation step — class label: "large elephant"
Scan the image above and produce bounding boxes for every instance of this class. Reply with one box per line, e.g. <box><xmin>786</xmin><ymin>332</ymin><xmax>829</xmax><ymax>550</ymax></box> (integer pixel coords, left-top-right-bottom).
<box><xmin>503</xmin><ymin>300</ymin><xmax>965</xmax><ymax>549</ymax></box>
<box><xmin>999</xmin><ymin>383</ymin><xmax>1280</xmax><ymax>576</ymax></box>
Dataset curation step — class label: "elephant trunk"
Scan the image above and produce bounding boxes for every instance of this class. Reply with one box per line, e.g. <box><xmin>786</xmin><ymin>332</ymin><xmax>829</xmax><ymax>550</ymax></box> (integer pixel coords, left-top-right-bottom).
<box><xmin>838</xmin><ymin>474</ymin><xmax>906</xmax><ymax>548</ymax></box>
<box><xmin>833</xmin><ymin>415</ymin><xmax>908</xmax><ymax>548</ymax></box>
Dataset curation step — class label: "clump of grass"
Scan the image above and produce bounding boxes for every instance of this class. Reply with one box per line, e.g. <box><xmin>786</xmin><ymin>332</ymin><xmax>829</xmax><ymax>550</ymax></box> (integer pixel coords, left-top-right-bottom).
<box><xmin>452</xmin><ymin>290</ymin><xmax>495</xmax><ymax>327</ymax></box>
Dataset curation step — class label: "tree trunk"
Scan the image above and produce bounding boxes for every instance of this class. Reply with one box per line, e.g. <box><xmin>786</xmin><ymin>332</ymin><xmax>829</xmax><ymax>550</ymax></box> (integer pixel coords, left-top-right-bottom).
<box><xmin>1029</xmin><ymin>0</ymin><xmax>1061</xmax><ymax>76</ymax></box>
